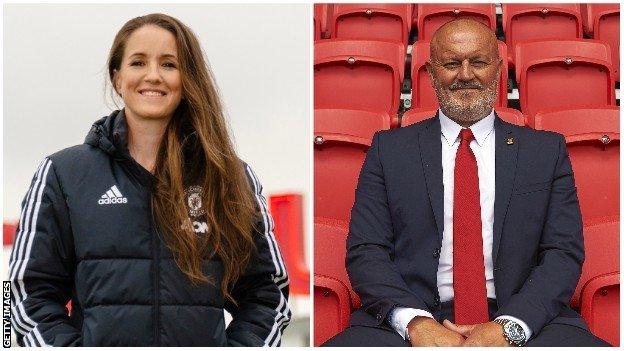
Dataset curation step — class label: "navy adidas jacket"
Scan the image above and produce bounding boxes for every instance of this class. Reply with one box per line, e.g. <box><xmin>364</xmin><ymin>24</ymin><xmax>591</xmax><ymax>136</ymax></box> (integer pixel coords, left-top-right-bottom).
<box><xmin>9</xmin><ymin>110</ymin><xmax>291</xmax><ymax>346</ymax></box>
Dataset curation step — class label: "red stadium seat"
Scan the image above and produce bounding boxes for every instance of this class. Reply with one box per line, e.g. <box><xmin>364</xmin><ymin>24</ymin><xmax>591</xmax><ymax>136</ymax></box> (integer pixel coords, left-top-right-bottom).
<box><xmin>529</xmin><ymin>107</ymin><xmax>619</xmax><ymax>221</ymax></box>
<box><xmin>570</xmin><ymin>216</ymin><xmax>620</xmax><ymax>346</ymax></box>
<box><xmin>494</xmin><ymin>107</ymin><xmax>525</xmax><ymax>126</ymax></box>
<box><xmin>315</xmin><ymin>39</ymin><xmax>405</xmax><ymax>116</ymax></box>
<box><xmin>269</xmin><ymin>193</ymin><xmax>309</xmax><ymax>295</ymax></box>
<box><xmin>315</xmin><ymin>4</ymin><xmax>332</xmax><ymax>40</ymax></box>
<box><xmin>401</xmin><ymin>108</ymin><xmax>437</xmax><ymax>126</ymax></box>
<box><xmin>3</xmin><ymin>222</ymin><xmax>16</xmax><ymax>246</ymax></box>
<box><xmin>580</xmin><ymin>4</ymin><xmax>590</xmax><ymax>35</ymax></box>
<box><xmin>587</xmin><ymin>4</ymin><xmax>620</xmax><ymax>81</ymax></box>
<box><xmin>314</xmin><ymin>109</ymin><xmax>390</xmax><ymax>221</ymax></box>
<box><xmin>514</xmin><ymin>39</ymin><xmax>613</xmax><ymax>84</ymax></box>
<box><xmin>581</xmin><ymin>4</ymin><xmax>620</xmax><ymax>36</ymax></box>
<box><xmin>331</xmin><ymin>4</ymin><xmax>413</xmax><ymax>44</ymax></box>
<box><xmin>314</xmin><ymin>217</ymin><xmax>360</xmax><ymax>346</ymax></box>
<box><xmin>401</xmin><ymin>107</ymin><xmax>524</xmax><ymax>127</ymax></box>
<box><xmin>410</xmin><ymin>41</ymin><xmax>438</xmax><ymax>110</ymax></box>
<box><xmin>416</xmin><ymin>4</ymin><xmax>496</xmax><ymax>41</ymax></box>
<box><xmin>314</xmin><ymin>4</ymin><xmax>322</xmax><ymax>40</ymax></box>
<box><xmin>581</xmin><ymin>271</ymin><xmax>619</xmax><ymax>346</ymax></box>
<box><xmin>410</xmin><ymin>40</ymin><xmax>508</xmax><ymax>109</ymax></box>
<box><xmin>502</xmin><ymin>4</ymin><xmax>583</xmax><ymax>66</ymax></box>
<box><xmin>515</xmin><ymin>40</ymin><xmax>615</xmax><ymax>118</ymax></box>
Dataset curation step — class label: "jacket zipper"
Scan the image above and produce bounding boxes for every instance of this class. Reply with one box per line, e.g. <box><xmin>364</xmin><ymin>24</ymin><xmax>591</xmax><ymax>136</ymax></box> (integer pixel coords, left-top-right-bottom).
<box><xmin>112</xmin><ymin>134</ymin><xmax>162</xmax><ymax>346</ymax></box>
<box><xmin>149</xmin><ymin>197</ymin><xmax>161</xmax><ymax>346</ymax></box>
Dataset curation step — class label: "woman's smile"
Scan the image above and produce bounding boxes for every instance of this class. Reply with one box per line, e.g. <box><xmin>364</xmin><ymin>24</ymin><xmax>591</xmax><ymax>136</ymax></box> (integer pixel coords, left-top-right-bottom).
<box><xmin>138</xmin><ymin>89</ymin><xmax>167</xmax><ymax>97</ymax></box>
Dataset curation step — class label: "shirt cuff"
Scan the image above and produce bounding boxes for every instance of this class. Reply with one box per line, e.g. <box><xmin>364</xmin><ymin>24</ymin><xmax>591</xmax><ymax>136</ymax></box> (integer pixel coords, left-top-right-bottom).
<box><xmin>388</xmin><ymin>307</ymin><xmax>434</xmax><ymax>340</ymax></box>
<box><xmin>495</xmin><ymin>315</ymin><xmax>533</xmax><ymax>340</ymax></box>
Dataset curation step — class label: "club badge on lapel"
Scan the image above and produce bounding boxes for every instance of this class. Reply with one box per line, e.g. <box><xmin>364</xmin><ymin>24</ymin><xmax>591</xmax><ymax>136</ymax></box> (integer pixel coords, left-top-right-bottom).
<box><xmin>506</xmin><ymin>137</ymin><xmax>514</xmax><ymax>145</ymax></box>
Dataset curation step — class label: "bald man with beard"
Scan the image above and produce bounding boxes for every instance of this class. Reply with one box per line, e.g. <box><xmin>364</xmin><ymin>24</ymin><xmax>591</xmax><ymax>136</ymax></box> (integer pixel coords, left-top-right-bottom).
<box><xmin>323</xmin><ymin>19</ymin><xmax>610</xmax><ymax>347</ymax></box>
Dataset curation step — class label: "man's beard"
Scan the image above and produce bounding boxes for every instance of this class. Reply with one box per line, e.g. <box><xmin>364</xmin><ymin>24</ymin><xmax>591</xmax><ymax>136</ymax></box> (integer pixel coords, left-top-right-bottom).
<box><xmin>431</xmin><ymin>72</ymin><xmax>499</xmax><ymax>124</ymax></box>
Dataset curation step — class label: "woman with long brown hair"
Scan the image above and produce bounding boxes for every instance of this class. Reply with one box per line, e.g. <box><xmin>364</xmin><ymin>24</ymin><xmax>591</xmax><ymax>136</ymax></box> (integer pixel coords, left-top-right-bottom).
<box><xmin>9</xmin><ymin>13</ymin><xmax>290</xmax><ymax>346</ymax></box>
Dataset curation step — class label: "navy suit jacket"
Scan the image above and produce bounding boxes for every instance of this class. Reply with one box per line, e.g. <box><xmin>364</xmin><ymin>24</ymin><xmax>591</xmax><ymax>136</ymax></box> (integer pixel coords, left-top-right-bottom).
<box><xmin>346</xmin><ymin>114</ymin><xmax>587</xmax><ymax>337</ymax></box>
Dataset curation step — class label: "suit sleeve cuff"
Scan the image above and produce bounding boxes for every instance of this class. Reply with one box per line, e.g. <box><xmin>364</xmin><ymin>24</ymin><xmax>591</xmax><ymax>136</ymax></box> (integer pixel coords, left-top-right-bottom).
<box><xmin>495</xmin><ymin>315</ymin><xmax>533</xmax><ymax>340</ymax></box>
<box><xmin>388</xmin><ymin>307</ymin><xmax>434</xmax><ymax>340</ymax></box>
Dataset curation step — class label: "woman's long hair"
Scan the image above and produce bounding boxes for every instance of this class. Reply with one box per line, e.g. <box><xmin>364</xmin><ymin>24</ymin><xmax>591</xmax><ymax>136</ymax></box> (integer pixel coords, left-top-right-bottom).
<box><xmin>107</xmin><ymin>13</ymin><xmax>257</xmax><ymax>303</ymax></box>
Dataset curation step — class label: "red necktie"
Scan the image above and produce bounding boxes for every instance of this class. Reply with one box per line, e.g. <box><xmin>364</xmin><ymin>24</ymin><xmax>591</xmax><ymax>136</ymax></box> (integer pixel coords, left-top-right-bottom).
<box><xmin>453</xmin><ymin>128</ymin><xmax>489</xmax><ymax>325</ymax></box>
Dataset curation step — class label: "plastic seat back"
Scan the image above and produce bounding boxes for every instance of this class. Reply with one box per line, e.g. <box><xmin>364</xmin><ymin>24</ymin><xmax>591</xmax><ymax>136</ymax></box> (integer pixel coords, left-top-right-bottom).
<box><xmin>571</xmin><ymin>216</ymin><xmax>620</xmax><ymax>346</ymax></box>
<box><xmin>314</xmin><ymin>217</ymin><xmax>361</xmax><ymax>346</ymax></box>
<box><xmin>516</xmin><ymin>40</ymin><xmax>615</xmax><ymax>118</ymax></box>
<box><xmin>514</xmin><ymin>39</ymin><xmax>612</xmax><ymax>84</ymax></box>
<box><xmin>331</xmin><ymin>4</ymin><xmax>412</xmax><ymax>44</ymax></box>
<box><xmin>314</xmin><ymin>109</ymin><xmax>390</xmax><ymax>221</ymax></box>
<box><xmin>582</xmin><ymin>271</ymin><xmax>620</xmax><ymax>346</ymax></box>
<box><xmin>503</xmin><ymin>4</ymin><xmax>583</xmax><ymax>66</ymax></box>
<box><xmin>494</xmin><ymin>107</ymin><xmax>525</xmax><ymax>126</ymax></box>
<box><xmin>417</xmin><ymin>4</ymin><xmax>496</xmax><ymax>41</ymax></box>
<box><xmin>314</xmin><ymin>4</ymin><xmax>331</xmax><ymax>40</ymax></box>
<box><xmin>411</xmin><ymin>40</ymin><xmax>508</xmax><ymax>109</ymax></box>
<box><xmin>401</xmin><ymin>108</ymin><xmax>437</xmax><ymax>126</ymax></box>
<box><xmin>530</xmin><ymin>107</ymin><xmax>619</xmax><ymax>220</ymax></box>
<box><xmin>588</xmin><ymin>4</ymin><xmax>620</xmax><ymax>81</ymax></box>
<box><xmin>315</xmin><ymin>39</ymin><xmax>405</xmax><ymax>115</ymax></box>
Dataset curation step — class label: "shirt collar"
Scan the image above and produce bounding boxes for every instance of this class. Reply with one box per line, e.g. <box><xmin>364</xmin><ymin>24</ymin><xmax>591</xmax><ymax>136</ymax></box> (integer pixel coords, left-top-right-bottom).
<box><xmin>438</xmin><ymin>108</ymin><xmax>495</xmax><ymax>147</ymax></box>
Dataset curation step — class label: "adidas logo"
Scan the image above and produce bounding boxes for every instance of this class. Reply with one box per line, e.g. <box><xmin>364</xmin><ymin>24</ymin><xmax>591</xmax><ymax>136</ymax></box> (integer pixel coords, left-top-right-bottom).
<box><xmin>98</xmin><ymin>185</ymin><xmax>128</xmax><ymax>205</ymax></box>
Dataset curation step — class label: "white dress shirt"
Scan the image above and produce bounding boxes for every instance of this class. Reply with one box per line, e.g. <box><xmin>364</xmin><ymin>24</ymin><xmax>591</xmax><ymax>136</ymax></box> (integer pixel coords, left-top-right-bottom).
<box><xmin>388</xmin><ymin>109</ymin><xmax>532</xmax><ymax>341</ymax></box>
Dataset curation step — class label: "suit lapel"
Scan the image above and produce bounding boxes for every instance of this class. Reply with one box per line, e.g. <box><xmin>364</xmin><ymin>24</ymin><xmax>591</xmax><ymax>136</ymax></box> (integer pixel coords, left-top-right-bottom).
<box><xmin>492</xmin><ymin>116</ymin><xmax>519</xmax><ymax>266</ymax></box>
<box><xmin>418</xmin><ymin>115</ymin><xmax>444</xmax><ymax>244</ymax></box>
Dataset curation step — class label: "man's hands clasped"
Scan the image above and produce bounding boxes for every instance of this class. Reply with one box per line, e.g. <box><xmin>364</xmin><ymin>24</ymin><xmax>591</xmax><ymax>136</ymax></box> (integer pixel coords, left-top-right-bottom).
<box><xmin>407</xmin><ymin>316</ymin><xmax>511</xmax><ymax>347</ymax></box>
<box><xmin>407</xmin><ymin>316</ymin><xmax>465</xmax><ymax>347</ymax></box>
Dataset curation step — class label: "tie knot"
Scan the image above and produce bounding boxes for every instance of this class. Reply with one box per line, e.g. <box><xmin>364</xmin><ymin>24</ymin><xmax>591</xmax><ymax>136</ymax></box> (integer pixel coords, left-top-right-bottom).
<box><xmin>459</xmin><ymin>128</ymin><xmax>474</xmax><ymax>143</ymax></box>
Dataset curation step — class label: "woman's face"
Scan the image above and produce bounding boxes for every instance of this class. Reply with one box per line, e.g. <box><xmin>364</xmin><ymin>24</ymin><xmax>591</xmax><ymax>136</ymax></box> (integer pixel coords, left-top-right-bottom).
<box><xmin>114</xmin><ymin>25</ymin><xmax>183</xmax><ymax>122</ymax></box>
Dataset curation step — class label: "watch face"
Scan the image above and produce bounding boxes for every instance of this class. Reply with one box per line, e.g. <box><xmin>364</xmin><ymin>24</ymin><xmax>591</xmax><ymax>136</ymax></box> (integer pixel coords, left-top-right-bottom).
<box><xmin>504</xmin><ymin>322</ymin><xmax>525</xmax><ymax>342</ymax></box>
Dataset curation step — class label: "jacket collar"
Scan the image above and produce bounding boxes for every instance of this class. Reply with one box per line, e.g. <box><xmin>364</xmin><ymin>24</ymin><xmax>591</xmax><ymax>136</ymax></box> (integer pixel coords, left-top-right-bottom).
<box><xmin>84</xmin><ymin>109</ymin><xmax>155</xmax><ymax>185</ymax></box>
<box><xmin>84</xmin><ymin>109</ymin><xmax>129</xmax><ymax>159</ymax></box>
<box><xmin>418</xmin><ymin>113</ymin><xmax>445</xmax><ymax>244</ymax></box>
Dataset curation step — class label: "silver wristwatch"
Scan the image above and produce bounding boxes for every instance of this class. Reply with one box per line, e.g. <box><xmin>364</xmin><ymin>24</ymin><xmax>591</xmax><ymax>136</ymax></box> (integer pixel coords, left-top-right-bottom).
<box><xmin>495</xmin><ymin>318</ymin><xmax>527</xmax><ymax>346</ymax></box>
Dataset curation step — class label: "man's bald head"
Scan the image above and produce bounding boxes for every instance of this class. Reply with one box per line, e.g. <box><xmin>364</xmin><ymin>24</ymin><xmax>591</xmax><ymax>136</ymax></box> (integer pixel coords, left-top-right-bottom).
<box><xmin>425</xmin><ymin>18</ymin><xmax>502</xmax><ymax>127</ymax></box>
<box><xmin>430</xmin><ymin>19</ymin><xmax>499</xmax><ymax>61</ymax></box>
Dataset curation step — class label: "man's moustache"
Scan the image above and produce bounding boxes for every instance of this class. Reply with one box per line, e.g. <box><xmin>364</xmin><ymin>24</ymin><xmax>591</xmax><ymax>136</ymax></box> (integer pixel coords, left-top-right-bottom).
<box><xmin>449</xmin><ymin>82</ymin><xmax>483</xmax><ymax>90</ymax></box>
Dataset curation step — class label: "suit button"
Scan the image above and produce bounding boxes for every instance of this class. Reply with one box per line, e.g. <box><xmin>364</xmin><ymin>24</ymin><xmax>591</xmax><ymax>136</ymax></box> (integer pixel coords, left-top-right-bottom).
<box><xmin>376</xmin><ymin>314</ymin><xmax>382</xmax><ymax>322</ymax></box>
<box><xmin>433</xmin><ymin>249</ymin><xmax>441</xmax><ymax>258</ymax></box>
<box><xmin>434</xmin><ymin>296</ymin><xmax>441</xmax><ymax>306</ymax></box>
